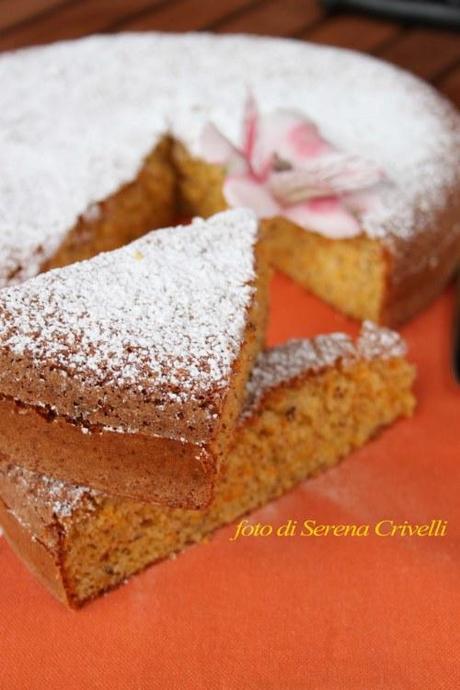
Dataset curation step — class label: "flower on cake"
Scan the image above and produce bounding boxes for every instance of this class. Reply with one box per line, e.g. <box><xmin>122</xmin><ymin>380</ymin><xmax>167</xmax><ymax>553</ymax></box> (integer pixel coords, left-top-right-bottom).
<box><xmin>200</xmin><ymin>94</ymin><xmax>387</xmax><ymax>239</ymax></box>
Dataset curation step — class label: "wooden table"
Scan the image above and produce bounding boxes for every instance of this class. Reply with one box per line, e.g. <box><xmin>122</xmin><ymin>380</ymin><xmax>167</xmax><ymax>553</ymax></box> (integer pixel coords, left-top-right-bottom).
<box><xmin>0</xmin><ymin>0</ymin><xmax>459</xmax><ymax>108</ymax></box>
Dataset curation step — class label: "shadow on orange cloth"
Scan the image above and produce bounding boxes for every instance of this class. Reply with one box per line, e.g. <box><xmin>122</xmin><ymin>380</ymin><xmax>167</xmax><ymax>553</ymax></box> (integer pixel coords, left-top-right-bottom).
<box><xmin>0</xmin><ymin>272</ymin><xmax>459</xmax><ymax>689</ymax></box>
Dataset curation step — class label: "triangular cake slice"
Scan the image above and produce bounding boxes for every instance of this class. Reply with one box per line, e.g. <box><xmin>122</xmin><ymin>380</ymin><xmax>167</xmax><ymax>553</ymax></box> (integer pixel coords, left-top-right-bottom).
<box><xmin>0</xmin><ymin>323</ymin><xmax>415</xmax><ymax>607</ymax></box>
<box><xmin>0</xmin><ymin>209</ymin><xmax>270</xmax><ymax>508</ymax></box>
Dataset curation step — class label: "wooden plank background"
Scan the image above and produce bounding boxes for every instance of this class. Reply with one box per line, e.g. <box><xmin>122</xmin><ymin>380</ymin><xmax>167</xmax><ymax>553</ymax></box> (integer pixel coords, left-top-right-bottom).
<box><xmin>0</xmin><ymin>0</ymin><xmax>458</xmax><ymax>108</ymax></box>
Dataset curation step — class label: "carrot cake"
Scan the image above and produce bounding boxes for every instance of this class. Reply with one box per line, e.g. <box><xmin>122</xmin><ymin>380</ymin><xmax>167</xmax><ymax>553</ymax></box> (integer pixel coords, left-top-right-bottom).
<box><xmin>0</xmin><ymin>33</ymin><xmax>459</xmax><ymax>323</ymax></box>
<box><xmin>0</xmin><ymin>323</ymin><xmax>416</xmax><ymax>607</ymax></box>
<box><xmin>0</xmin><ymin>209</ymin><xmax>270</xmax><ymax>508</ymax></box>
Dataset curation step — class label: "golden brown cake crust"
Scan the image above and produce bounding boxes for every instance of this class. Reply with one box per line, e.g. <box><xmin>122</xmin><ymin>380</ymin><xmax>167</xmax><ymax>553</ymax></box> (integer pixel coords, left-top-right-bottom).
<box><xmin>0</xmin><ymin>405</ymin><xmax>216</xmax><ymax>509</ymax></box>
<box><xmin>0</xmin><ymin>498</ymin><xmax>71</xmax><ymax>605</ymax></box>
<box><xmin>379</xmin><ymin>187</ymin><xmax>460</xmax><ymax>325</ymax></box>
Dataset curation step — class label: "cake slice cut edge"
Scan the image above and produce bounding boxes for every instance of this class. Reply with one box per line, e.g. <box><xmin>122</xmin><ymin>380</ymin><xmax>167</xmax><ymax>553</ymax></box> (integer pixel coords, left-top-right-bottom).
<box><xmin>0</xmin><ymin>322</ymin><xmax>416</xmax><ymax>608</ymax></box>
<box><xmin>172</xmin><ymin>141</ymin><xmax>460</xmax><ymax>327</ymax></box>
<box><xmin>42</xmin><ymin>136</ymin><xmax>177</xmax><ymax>274</ymax></box>
<box><xmin>0</xmin><ymin>209</ymin><xmax>270</xmax><ymax>508</ymax></box>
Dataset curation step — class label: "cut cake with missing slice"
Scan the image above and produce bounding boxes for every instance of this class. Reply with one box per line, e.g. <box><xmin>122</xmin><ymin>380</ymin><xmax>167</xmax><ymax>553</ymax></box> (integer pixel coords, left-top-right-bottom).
<box><xmin>0</xmin><ymin>209</ymin><xmax>270</xmax><ymax>509</ymax></box>
<box><xmin>0</xmin><ymin>323</ymin><xmax>416</xmax><ymax>607</ymax></box>
<box><xmin>1</xmin><ymin>34</ymin><xmax>459</xmax><ymax>325</ymax></box>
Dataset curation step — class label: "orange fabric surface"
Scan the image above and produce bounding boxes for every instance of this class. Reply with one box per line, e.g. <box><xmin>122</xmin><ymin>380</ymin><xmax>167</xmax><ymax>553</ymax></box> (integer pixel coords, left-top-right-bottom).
<box><xmin>1</xmin><ymin>272</ymin><xmax>459</xmax><ymax>689</ymax></box>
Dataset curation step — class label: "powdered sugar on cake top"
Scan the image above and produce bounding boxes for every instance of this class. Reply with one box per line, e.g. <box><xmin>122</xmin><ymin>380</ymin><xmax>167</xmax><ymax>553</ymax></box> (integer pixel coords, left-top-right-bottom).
<box><xmin>0</xmin><ymin>210</ymin><xmax>258</xmax><ymax>416</ymax></box>
<box><xmin>2</xmin><ymin>463</ymin><xmax>93</xmax><ymax>521</ymax></box>
<box><xmin>0</xmin><ymin>462</ymin><xmax>96</xmax><ymax>544</ymax></box>
<box><xmin>244</xmin><ymin>322</ymin><xmax>407</xmax><ymax>415</ymax></box>
<box><xmin>0</xmin><ymin>33</ymin><xmax>459</xmax><ymax>285</ymax></box>
<box><xmin>356</xmin><ymin>320</ymin><xmax>407</xmax><ymax>360</ymax></box>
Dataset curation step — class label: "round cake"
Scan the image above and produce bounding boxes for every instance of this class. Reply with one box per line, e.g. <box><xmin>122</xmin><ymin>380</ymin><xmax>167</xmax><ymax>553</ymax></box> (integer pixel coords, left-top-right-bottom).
<box><xmin>1</xmin><ymin>32</ymin><xmax>459</xmax><ymax>324</ymax></box>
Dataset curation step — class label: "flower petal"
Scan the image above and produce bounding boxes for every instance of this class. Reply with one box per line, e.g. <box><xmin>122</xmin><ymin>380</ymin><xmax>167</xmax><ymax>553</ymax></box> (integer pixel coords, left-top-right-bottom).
<box><xmin>223</xmin><ymin>176</ymin><xmax>281</xmax><ymax>218</ymax></box>
<box><xmin>344</xmin><ymin>182</ymin><xmax>388</xmax><ymax>215</ymax></box>
<box><xmin>269</xmin><ymin>168</ymin><xmax>336</xmax><ymax>204</ymax></box>
<box><xmin>250</xmin><ymin>109</ymin><xmax>332</xmax><ymax>179</ymax></box>
<box><xmin>308</xmin><ymin>153</ymin><xmax>384</xmax><ymax>194</ymax></box>
<box><xmin>269</xmin><ymin>154</ymin><xmax>385</xmax><ymax>205</ymax></box>
<box><xmin>242</xmin><ymin>91</ymin><xmax>259</xmax><ymax>163</ymax></box>
<box><xmin>284</xmin><ymin>197</ymin><xmax>361</xmax><ymax>239</ymax></box>
<box><xmin>200</xmin><ymin>122</ymin><xmax>248</xmax><ymax>175</ymax></box>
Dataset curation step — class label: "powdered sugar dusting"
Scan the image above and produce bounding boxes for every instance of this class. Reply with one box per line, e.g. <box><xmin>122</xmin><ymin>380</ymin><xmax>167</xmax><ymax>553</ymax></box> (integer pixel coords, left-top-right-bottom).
<box><xmin>4</xmin><ymin>464</ymin><xmax>94</xmax><ymax>520</ymax></box>
<box><xmin>357</xmin><ymin>320</ymin><xmax>407</xmax><ymax>359</ymax></box>
<box><xmin>0</xmin><ymin>209</ymin><xmax>258</xmax><ymax>430</ymax></box>
<box><xmin>0</xmin><ymin>33</ymin><xmax>459</xmax><ymax>285</ymax></box>
<box><xmin>245</xmin><ymin>334</ymin><xmax>355</xmax><ymax>408</ymax></box>
<box><xmin>244</xmin><ymin>322</ymin><xmax>408</xmax><ymax>415</ymax></box>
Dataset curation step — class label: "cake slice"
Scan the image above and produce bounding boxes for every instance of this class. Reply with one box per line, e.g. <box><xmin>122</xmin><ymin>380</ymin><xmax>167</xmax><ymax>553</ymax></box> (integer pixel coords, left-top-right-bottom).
<box><xmin>0</xmin><ymin>209</ymin><xmax>270</xmax><ymax>509</ymax></box>
<box><xmin>0</xmin><ymin>323</ymin><xmax>416</xmax><ymax>608</ymax></box>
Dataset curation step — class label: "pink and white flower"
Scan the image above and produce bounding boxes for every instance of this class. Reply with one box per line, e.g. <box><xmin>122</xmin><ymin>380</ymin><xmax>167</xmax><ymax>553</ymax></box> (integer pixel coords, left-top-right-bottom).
<box><xmin>200</xmin><ymin>94</ymin><xmax>388</xmax><ymax>239</ymax></box>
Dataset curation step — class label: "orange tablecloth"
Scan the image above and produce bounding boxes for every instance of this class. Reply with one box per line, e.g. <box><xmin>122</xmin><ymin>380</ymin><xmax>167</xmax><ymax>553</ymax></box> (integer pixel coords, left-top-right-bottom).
<box><xmin>1</xmin><ymin>273</ymin><xmax>459</xmax><ymax>689</ymax></box>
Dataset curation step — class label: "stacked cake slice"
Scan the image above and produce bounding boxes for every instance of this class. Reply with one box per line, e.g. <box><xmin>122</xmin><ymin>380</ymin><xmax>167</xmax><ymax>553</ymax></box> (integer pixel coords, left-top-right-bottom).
<box><xmin>0</xmin><ymin>209</ymin><xmax>416</xmax><ymax>607</ymax></box>
<box><xmin>0</xmin><ymin>209</ymin><xmax>270</xmax><ymax>508</ymax></box>
<box><xmin>0</xmin><ymin>322</ymin><xmax>415</xmax><ymax>607</ymax></box>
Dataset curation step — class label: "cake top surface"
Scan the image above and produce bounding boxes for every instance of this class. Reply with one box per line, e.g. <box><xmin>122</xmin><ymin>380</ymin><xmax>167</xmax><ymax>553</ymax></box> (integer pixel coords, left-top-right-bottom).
<box><xmin>244</xmin><ymin>321</ymin><xmax>407</xmax><ymax>415</ymax></box>
<box><xmin>0</xmin><ymin>323</ymin><xmax>408</xmax><ymax>536</ymax></box>
<box><xmin>0</xmin><ymin>32</ymin><xmax>459</xmax><ymax>285</ymax></box>
<box><xmin>0</xmin><ymin>209</ymin><xmax>259</xmax><ymax>439</ymax></box>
